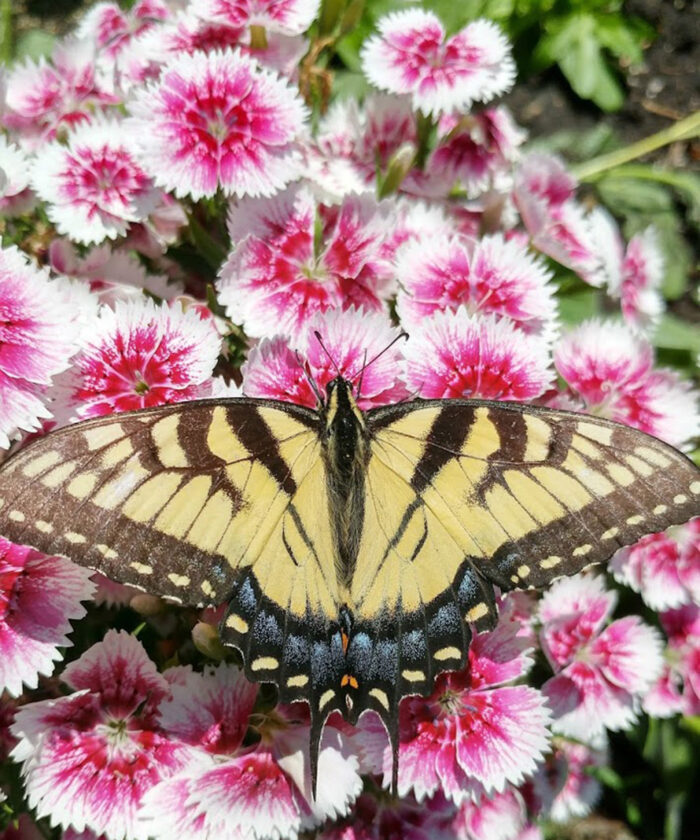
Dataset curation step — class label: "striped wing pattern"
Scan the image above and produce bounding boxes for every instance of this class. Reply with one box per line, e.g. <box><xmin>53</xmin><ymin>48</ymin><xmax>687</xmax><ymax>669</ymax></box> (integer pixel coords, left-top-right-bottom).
<box><xmin>0</xmin><ymin>399</ymin><xmax>350</xmax><ymax>712</ymax></box>
<box><xmin>340</xmin><ymin>400</ymin><xmax>700</xmax><ymax>733</ymax></box>
<box><xmin>0</xmin><ymin>394</ymin><xmax>698</xmax><ymax>789</ymax></box>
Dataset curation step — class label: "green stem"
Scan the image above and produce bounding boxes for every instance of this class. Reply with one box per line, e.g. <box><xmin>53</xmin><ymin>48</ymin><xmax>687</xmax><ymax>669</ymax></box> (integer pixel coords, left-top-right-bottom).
<box><xmin>414</xmin><ymin>111</ymin><xmax>435</xmax><ymax>170</ymax></box>
<box><xmin>0</xmin><ymin>0</ymin><xmax>12</xmax><ymax>64</ymax></box>
<box><xmin>188</xmin><ymin>214</ymin><xmax>227</xmax><ymax>272</ymax></box>
<box><xmin>572</xmin><ymin>111</ymin><xmax>700</xmax><ymax>181</ymax></box>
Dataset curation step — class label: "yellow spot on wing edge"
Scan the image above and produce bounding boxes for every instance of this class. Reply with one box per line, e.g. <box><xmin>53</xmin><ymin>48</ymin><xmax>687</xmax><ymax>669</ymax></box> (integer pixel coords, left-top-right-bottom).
<box><xmin>576</xmin><ymin>422</ymin><xmax>613</xmax><ymax>446</ymax></box>
<box><xmin>601</xmin><ymin>527</ymin><xmax>619</xmax><ymax>540</ymax></box>
<box><xmin>466</xmin><ymin>603</ymin><xmax>488</xmax><ymax>622</ymax></box>
<box><xmin>319</xmin><ymin>689</ymin><xmax>335</xmax><ymax>710</ymax></box>
<box><xmin>130</xmin><ymin>561</ymin><xmax>153</xmax><ymax>575</ymax></box>
<box><xmin>36</xmin><ymin>520</ymin><xmax>54</xmax><ymax>534</ymax></box>
<box><xmin>433</xmin><ymin>646</ymin><xmax>461</xmax><ymax>661</ymax></box>
<box><xmin>287</xmin><ymin>674</ymin><xmax>309</xmax><ymax>688</ymax></box>
<box><xmin>8</xmin><ymin>510</ymin><xmax>25</xmax><ymax>522</ymax></box>
<box><xmin>251</xmin><ymin>656</ymin><xmax>279</xmax><ymax>672</ymax></box>
<box><xmin>225</xmin><ymin>614</ymin><xmax>249</xmax><ymax>633</ymax></box>
<box><xmin>573</xmin><ymin>544</ymin><xmax>592</xmax><ymax>557</ymax></box>
<box><xmin>369</xmin><ymin>688</ymin><xmax>389</xmax><ymax>710</ymax></box>
<box><xmin>517</xmin><ymin>564</ymin><xmax>530</xmax><ymax>578</ymax></box>
<box><xmin>64</xmin><ymin>531</ymin><xmax>86</xmax><ymax>544</ymax></box>
<box><xmin>168</xmin><ymin>573</ymin><xmax>190</xmax><ymax>587</ymax></box>
<box><xmin>96</xmin><ymin>544</ymin><xmax>117</xmax><ymax>559</ymax></box>
<box><xmin>402</xmin><ymin>670</ymin><xmax>425</xmax><ymax>682</ymax></box>
<box><xmin>674</xmin><ymin>494</ymin><xmax>688</xmax><ymax>505</ymax></box>
<box><xmin>653</xmin><ymin>505</ymin><xmax>668</xmax><ymax>515</ymax></box>
<box><xmin>626</xmin><ymin>514</ymin><xmax>644</xmax><ymax>526</ymax></box>
<box><xmin>691</xmin><ymin>481</ymin><xmax>700</xmax><ymax>494</ymax></box>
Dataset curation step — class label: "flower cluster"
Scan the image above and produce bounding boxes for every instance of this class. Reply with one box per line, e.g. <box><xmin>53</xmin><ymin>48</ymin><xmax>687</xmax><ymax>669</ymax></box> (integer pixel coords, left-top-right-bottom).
<box><xmin>0</xmin><ymin>2</ymin><xmax>697</xmax><ymax>839</ymax></box>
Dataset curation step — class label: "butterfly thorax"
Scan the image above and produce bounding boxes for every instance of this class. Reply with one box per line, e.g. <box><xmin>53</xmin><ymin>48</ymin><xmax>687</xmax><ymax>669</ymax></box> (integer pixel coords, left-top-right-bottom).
<box><xmin>321</xmin><ymin>377</ymin><xmax>368</xmax><ymax>589</ymax></box>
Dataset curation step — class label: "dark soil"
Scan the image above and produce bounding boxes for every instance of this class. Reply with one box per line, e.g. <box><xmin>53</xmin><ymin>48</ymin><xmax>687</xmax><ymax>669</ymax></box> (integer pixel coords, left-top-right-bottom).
<box><xmin>503</xmin><ymin>0</ymin><xmax>700</xmax><ymax>167</ymax></box>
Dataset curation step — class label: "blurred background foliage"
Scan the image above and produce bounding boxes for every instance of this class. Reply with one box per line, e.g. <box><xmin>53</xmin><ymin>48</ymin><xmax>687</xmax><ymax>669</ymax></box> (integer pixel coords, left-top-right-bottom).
<box><xmin>1</xmin><ymin>2</ymin><xmax>699</xmax><ymax>838</ymax></box>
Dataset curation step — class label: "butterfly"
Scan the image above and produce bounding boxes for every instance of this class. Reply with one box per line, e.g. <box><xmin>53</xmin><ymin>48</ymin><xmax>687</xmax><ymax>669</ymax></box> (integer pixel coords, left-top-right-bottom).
<box><xmin>0</xmin><ymin>376</ymin><xmax>698</xmax><ymax>790</ymax></box>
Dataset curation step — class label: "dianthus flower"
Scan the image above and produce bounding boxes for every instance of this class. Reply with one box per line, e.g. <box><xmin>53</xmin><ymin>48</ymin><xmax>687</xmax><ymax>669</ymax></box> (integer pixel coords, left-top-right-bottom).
<box><xmin>10</xmin><ymin>631</ymin><xmax>203</xmax><ymax>840</ymax></box>
<box><xmin>198</xmin><ymin>0</ymin><xmax>321</xmax><ymax>35</ymax></box>
<box><xmin>242</xmin><ymin>307</ymin><xmax>408</xmax><ymax>408</ymax></box>
<box><xmin>128</xmin><ymin>48</ymin><xmax>307</xmax><ymax>200</ymax></box>
<box><xmin>361</xmin><ymin>10</ymin><xmax>515</xmax><ymax>116</ymax></box>
<box><xmin>395</xmin><ymin>233</ymin><xmax>557</xmax><ymax>339</ymax></box>
<box><xmin>429</xmin><ymin>107</ymin><xmax>526</xmax><ymax>194</ymax></box>
<box><xmin>553</xmin><ymin>320</ymin><xmax>700</xmax><ymax>447</ymax></box>
<box><xmin>2</xmin><ymin>38</ymin><xmax>117</xmax><ymax>146</ymax></box>
<box><xmin>0</xmin><ymin>539</ymin><xmax>94</xmax><ymax>696</ymax></box>
<box><xmin>0</xmin><ymin>246</ymin><xmax>79</xmax><ymax>447</ymax></box>
<box><xmin>539</xmin><ymin>575</ymin><xmax>663</xmax><ymax>739</ymax></box>
<box><xmin>644</xmin><ymin>604</ymin><xmax>700</xmax><ymax>718</ymax></box>
<box><xmin>531</xmin><ymin>736</ymin><xmax>607</xmax><ymax>823</ymax></box>
<box><xmin>587</xmin><ymin>209</ymin><xmax>664</xmax><ymax>332</ymax></box>
<box><xmin>142</xmin><ymin>663</ymin><xmax>361</xmax><ymax>840</ymax></box>
<box><xmin>68</xmin><ymin>298</ymin><xmax>220</xmax><ymax>418</ymax></box>
<box><xmin>77</xmin><ymin>0</ymin><xmax>169</xmax><ymax>60</ymax></box>
<box><xmin>402</xmin><ymin>309</ymin><xmax>553</xmax><ymax>401</ymax></box>
<box><xmin>32</xmin><ymin>118</ymin><xmax>160</xmax><ymax>245</ymax></box>
<box><xmin>611</xmin><ymin>518</ymin><xmax>699</xmax><ymax>610</ymax></box>
<box><xmin>219</xmin><ymin>186</ymin><xmax>395</xmax><ymax>338</ymax></box>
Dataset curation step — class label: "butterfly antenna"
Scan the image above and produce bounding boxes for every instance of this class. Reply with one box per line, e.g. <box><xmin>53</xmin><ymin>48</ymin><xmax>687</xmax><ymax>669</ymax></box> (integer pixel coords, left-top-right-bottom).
<box><xmin>351</xmin><ymin>331</ymin><xmax>409</xmax><ymax>397</ymax></box>
<box><xmin>356</xmin><ymin>349</ymin><xmax>369</xmax><ymax>402</ymax></box>
<box><xmin>313</xmin><ymin>331</ymin><xmax>343</xmax><ymax>379</ymax></box>
<box><xmin>295</xmin><ymin>349</ymin><xmax>324</xmax><ymax>406</ymax></box>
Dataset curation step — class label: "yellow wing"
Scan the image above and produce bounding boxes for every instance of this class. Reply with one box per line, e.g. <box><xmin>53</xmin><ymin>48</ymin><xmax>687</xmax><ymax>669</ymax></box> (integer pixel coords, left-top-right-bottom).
<box><xmin>0</xmin><ymin>400</ymin><xmax>347</xmax><ymax>709</ymax></box>
<box><xmin>343</xmin><ymin>399</ymin><xmax>699</xmax><ymax>727</ymax></box>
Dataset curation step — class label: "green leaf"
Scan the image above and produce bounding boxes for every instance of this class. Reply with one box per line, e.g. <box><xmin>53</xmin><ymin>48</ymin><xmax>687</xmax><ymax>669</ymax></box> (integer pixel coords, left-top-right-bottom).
<box><xmin>595</xmin><ymin>13</ymin><xmax>654</xmax><ymax>63</ymax></box>
<box><xmin>558</xmin><ymin>288</ymin><xmax>600</xmax><ymax>324</ymax></box>
<box><xmin>15</xmin><ymin>29</ymin><xmax>54</xmax><ymax>61</ymax></box>
<box><xmin>331</xmin><ymin>70</ymin><xmax>370</xmax><ymax>102</ymax></box>
<box><xmin>653</xmin><ymin>314</ymin><xmax>700</xmax><ymax>356</ymax></box>
<box><xmin>596</xmin><ymin>177</ymin><xmax>675</xmax><ymax>214</ymax></box>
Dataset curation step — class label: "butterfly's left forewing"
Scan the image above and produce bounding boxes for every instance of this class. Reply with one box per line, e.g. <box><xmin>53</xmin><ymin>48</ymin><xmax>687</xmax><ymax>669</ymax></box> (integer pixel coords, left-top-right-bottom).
<box><xmin>0</xmin><ymin>400</ymin><xmax>346</xmax><ymax>717</ymax></box>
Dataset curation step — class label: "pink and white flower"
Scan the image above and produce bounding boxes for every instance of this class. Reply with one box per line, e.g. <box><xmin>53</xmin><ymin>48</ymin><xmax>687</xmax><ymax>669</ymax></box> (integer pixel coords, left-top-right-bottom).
<box><xmin>0</xmin><ymin>539</ymin><xmax>94</xmax><ymax>697</ymax></box>
<box><xmin>644</xmin><ymin>604</ymin><xmax>700</xmax><ymax>718</ymax></box>
<box><xmin>429</xmin><ymin>107</ymin><xmax>526</xmax><ymax>194</ymax></box>
<box><xmin>0</xmin><ymin>246</ymin><xmax>79</xmax><ymax>447</ymax></box>
<box><xmin>147</xmin><ymin>10</ymin><xmax>307</xmax><ymax>76</ymax></box>
<box><xmin>361</xmin><ymin>10</ymin><xmax>515</xmax><ymax>116</ymax></box>
<box><xmin>395</xmin><ymin>233</ymin><xmax>557</xmax><ymax>339</ymax></box>
<box><xmin>514</xmin><ymin>154</ymin><xmax>606</xmax><ymax>285</ymax></box>
<box><xmin>32</xmin><ymin>118</ymin><xmax>160</xmax><ymax>245</ymax></box>
<box><xmin>78</xmin><ymin>0</ymin><xmax>169</xmax><ymax>60</ymax></box>
<box><xmin>127</xmin><ymin>48</ymin><xmax>307</xmax><ymax>200</ymax></box>
<box><xmin>367</xmin><ymin>617</ymin><xmax>550</xmax><ymax>801</ymax></box>
<box><xmin>67</xmin><ymin>298</ymin><xmax>220</xmax><ymax>419</ymax></box>
<box><xmin>449</xmin><ymin>788</ymin><xmax>527</xmax><ymax>840</ymax></box>
<box><xmin>199</xmin><ymin>0</ymin><xmax>321</xmax><ymax>36</ymax></box>
<box><xmin>219</xmin><ymin>187</ymin><xmax>395</xmax><ymax>338</ymax></box>
<box><xmin>553</xmin><ymin>320</ymin><xmax>700</xmax><ymax>448</ymax></box>
<box><xmin>2</xmin><ymin>38</ymin><xmax>117</xmax><ymax>146</ymax></box>
<box><xmin>402</xmin><ymin>309</ymin><xmax>554</xmax><ymax>401</ymax></box>
<box><xmin>142</xmin><ymin>664</ymin><xmax>362</xmax><ymax>840</ymax></box>
<box><xmin>306</xmin><ymin>94</ymin><xmax>422</xmax><ymax>199</ymax></box>
<box><xmin>611</xmin><ymin>518</ymin><xmax>700</xmax><ymax>611</ymax></box>
<box><xmin>49</xmin><ymin>240</ymin><xmax>178</xmax><ymax>304</ymax></box>
<box><xmin>587</xmin><ymin>209</ymin><xmax>664</xmax><ymax>332</ymax></box>
<box><xmin>0</xmin><ymin>137</ymin><xmax>32</xmax><ymax>210</ymax></box>
<box><xmin>318</xmin><ymin>791</ymin><xmax>456</xmax><ymax>840</ymax></box>
<box><xmin>10</xmin><ymin>631</ymin><xmax>202</xmax><ymax>840</ymax></box>
<box><xmin>539</xmin><ymin>575</ymin><xmax>664</xmax><ymax>739</ymax></box>
<box><xmin>242</xmin><ymin>307</ymin><xmax>408</xmax><ymax>408</ymax></box>
<box><xmin>531</xmin><ymin>737</ymin><xmax>608</xmax><ymax>823</ymax></box>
